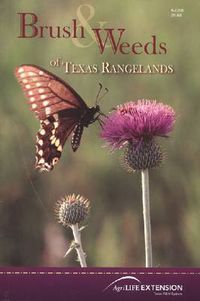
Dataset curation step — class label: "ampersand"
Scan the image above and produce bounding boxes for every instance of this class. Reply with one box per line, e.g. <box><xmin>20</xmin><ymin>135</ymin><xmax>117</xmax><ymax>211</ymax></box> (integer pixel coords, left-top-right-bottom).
<box><xmin>72</xmin><ymin>4</ymin><xmax>108</xmax><ymax>48</ymax></box>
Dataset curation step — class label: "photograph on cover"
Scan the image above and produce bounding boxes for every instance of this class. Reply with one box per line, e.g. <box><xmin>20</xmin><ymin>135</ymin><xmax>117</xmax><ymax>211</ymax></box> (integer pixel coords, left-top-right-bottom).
<box><xmin>0</xmin><ymin>0</ymin><xmax>199</xmax><ymax>268</ymax></box>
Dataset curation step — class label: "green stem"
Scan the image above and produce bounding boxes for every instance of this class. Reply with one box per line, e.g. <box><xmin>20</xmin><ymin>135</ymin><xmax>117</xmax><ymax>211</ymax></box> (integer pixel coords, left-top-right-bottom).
<box><xmin>71</xmin><ymin>224</ymin><xmax>87</xmax><ymax>267</ymax></box>
<box><xmin>141</xmin><ymin>169</ymin><xmax>153</xmax><ymax>267</ymax></box>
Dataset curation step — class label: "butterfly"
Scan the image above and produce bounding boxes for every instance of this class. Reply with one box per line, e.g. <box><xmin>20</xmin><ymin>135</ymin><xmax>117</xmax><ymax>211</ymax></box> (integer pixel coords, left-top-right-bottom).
<box><xmin>15</xmin><ymin>64</ymin><xmax>106</xmax><ymax>172</ymax></box>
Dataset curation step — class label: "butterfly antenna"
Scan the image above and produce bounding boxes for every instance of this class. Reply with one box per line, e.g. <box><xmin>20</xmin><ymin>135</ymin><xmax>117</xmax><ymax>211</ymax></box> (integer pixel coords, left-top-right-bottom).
<box><xmin>97</xmin><ymin>87</ymin><xmax>109</xmax><ymax>104</ymax></box>
<box><xmin>95</xmin><ymin>83</ymin><xmax>103</xmax><ymax>105</ymax></box>
<box><xmin>96</xmin><ymin>83</ymin><xmax>109</xmax><ymax>105</ymax></box>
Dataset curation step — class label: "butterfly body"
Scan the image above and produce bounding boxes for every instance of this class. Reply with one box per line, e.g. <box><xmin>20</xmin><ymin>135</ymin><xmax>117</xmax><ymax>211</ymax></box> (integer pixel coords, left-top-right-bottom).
<box><xmin>71</xmin><ymin>105</ymin><xmax>100</xmax><ymax>152</ymax></box>
<box><xmin>15</xmin><ymin>64</ymin><xmax>102</xmax><ymax>172</ymax></box>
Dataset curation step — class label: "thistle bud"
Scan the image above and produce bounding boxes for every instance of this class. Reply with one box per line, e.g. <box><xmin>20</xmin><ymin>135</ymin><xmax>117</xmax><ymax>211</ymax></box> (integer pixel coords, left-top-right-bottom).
<box><xmin>55</xmin><ymin>194</ymin><xmax>90</xmax><ymax>226</ymax></box>
<box><xmin>123</xmin><ymin>140</ymin><xmax>163</xmax><ymax>172</ymax></box>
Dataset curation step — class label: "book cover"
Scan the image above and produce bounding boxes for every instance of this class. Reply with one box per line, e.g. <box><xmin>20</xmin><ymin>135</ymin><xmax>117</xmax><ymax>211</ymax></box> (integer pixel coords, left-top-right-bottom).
<box><xmin>0</xmin><ymin>0</ymin><xmax>200</xmax><ymax>300</ymax></box>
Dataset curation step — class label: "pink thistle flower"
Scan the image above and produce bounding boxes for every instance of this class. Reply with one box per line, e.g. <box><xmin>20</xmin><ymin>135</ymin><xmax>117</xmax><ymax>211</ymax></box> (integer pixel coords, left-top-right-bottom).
<box><xmin>101</xmin><ymin>100</ymin><xmax>176</xmax><ymax>149</ymax></box>
<box><xmin>101</xmin><ymin>100</ymin><xmax>176</xmax><ymax>171</ymax></box>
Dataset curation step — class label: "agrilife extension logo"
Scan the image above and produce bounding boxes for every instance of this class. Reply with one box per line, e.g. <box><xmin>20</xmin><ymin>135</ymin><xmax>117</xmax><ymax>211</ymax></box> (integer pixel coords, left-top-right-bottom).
<box><xmin>103</xmin><ymin>275</ymin><xmax>184</xmax><ymax>297</ymax></box>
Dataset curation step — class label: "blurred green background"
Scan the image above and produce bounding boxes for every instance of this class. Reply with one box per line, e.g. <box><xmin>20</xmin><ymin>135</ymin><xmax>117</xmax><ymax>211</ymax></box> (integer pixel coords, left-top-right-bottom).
<box><xmin>0</xmin><ymin>0</ymin><xmax>200</xmax><ymax>267</ymax></box>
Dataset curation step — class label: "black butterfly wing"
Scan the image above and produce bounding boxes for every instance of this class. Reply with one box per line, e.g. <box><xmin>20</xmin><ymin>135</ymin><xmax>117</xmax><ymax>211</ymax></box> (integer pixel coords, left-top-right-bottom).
<box><xmin>15</xmin><ymin>64</ymin><xmax>88</xmax><ymax>171</ymax></box>
<box><xmin>36</xmin><ymin>110</ymin><xmax>81</xmax><ymax>171</ymax></box>
<box><xmin>15</xmin><ymin>64</ymin><xmax>88</xmax><ymax>120</ymax></box>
